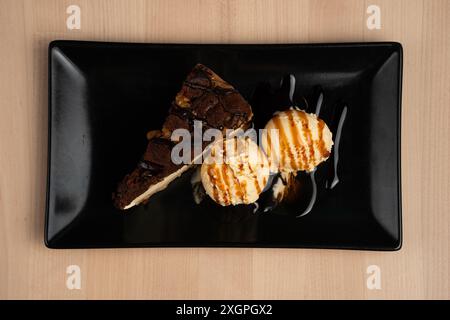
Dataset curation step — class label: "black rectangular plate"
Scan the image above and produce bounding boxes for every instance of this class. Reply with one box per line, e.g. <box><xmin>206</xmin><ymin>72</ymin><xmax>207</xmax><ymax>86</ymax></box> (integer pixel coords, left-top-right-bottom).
<box><xmin>46</xmin><ymin>41</ymin><xmax>402</xmax><ymax>250</ymax></box>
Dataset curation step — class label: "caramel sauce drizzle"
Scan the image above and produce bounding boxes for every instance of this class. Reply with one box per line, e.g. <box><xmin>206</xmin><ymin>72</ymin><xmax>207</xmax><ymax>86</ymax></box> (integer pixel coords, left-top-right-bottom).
<box><xmin>206</xmin><ymin>137</ymin><xmax>268</xmax><ymax>205</ymax></box>
<box><xmin>229</xmin><ymin>169</ymin><xmax>245</xmax><ymax>202</ymax></box>
<box><xmin>297</xmin><ymin>111</ymin><xmax>315</xmax><ymax>169</ymax></box>
<box><xmin>241</xmin><ymin>180</ymin><xmax>248</xmax><ymax>203</ymax></box>
<box><xmin>220</xmin><ymin>140</ymin><xmax>231</xmax><ymax>205</ymax></box>
<box><xmin>265</xmin><ymin>130</ymin><xmax>274</xmax><ymax>167</ymax></box>
<box><xmin>230</xmin><ymin>138</ymin><xmax>245</xmax><ymax>202</ymax></box>
<box><xmin>273</xmin><ymin>115</ymin><xmax>295</xmax><ymax>170</ymax></box>
<box><xmin>220</xmin><ymin>164</ymin><xmax>231</xmax><ymax>206</ymax></box>
<box><xmin>207</xmin><ymin>166</ymin><xmax>219</xmax><ymax>203</ymax></box>
<box><xmin>316</xmin><ymin>119</ymin><xmax>330</xmax><ymax>158</ymax></box>
<box><xmin>249</xmin><ymin>161</ymin><xmax>262</xmax><ymax>195</ymax></box>
<box><xmin>287</xmin><ymin>111</ymin><xmax>305</xmax><ymax>170</ymax></box>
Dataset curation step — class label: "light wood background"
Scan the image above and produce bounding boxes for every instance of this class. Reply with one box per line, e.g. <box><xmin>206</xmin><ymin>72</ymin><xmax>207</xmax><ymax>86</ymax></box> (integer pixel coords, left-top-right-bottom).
<box><xmin>0</xmin><ymin>0</ymin><xmax>449</xmax><ymax>300</ymax></box>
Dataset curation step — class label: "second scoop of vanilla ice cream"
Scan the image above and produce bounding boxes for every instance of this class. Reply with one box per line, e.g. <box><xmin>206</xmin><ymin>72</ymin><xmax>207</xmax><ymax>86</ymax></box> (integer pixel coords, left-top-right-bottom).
<box><xmin>262</xmin><ymin>108</ymin><xmax>333</xmax><ymax>173</ymax></box>
<box><xmin>201</xmin><ymin>137</ymin><xmax>270</xmax><ymax>206</ymax></box>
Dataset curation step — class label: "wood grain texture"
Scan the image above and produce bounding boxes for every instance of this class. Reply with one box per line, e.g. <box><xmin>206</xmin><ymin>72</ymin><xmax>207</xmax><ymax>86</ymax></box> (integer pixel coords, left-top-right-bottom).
<box><xmin>0</xmin><ymin>0</ymin><xmax>449</xmax><ymax>299</ymax></box>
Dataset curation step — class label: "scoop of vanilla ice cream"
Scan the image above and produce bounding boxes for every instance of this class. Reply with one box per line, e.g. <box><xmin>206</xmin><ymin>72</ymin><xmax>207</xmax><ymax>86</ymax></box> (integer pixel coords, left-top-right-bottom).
<box><xmin>201</xmin><ymin>137</ymin><xmax>270</xmax><ymax>206</ymax></box>
<box><xmin>262</xmin><ymin>108</ymin><xmax>333</xmax><ymax>172</ymax></box>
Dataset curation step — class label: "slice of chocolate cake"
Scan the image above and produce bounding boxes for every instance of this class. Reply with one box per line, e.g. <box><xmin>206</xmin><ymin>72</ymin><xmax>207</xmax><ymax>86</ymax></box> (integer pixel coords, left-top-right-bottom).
<box><xmin>113</xmin><ymin>64</ymin><xmax>253</xmax><ymax>210</ymax></box>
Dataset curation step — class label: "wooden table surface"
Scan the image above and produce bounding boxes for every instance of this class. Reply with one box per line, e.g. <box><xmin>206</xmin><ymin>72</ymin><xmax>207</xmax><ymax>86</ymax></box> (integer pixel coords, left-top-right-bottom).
<box><xmin>1</xmin><ymin>0</ymin><xmax>449</xmax><ymax>300</ymax></box>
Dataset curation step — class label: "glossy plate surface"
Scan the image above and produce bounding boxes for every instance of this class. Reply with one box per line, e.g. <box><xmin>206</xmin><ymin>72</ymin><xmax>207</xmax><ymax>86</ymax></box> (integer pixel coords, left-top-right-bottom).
<box><xmin>46</xmin><ymin>41</ymin><xmax>402</xmax><ymax>250</ymax></box>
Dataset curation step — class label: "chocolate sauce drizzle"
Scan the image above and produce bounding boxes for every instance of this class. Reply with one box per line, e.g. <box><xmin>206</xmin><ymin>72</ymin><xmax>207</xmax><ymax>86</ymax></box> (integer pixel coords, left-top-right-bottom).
<box><xmin>326</xmin><ymin>105</ymin><xmax>347</xmax><ymax>189</ymax></box>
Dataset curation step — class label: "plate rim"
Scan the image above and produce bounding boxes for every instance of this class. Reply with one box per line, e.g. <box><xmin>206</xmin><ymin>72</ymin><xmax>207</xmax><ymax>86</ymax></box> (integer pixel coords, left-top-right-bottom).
<box><xmin>44</xmin><ymin>40</ymin><xmax>403</xmax><ymax>251</ymax></box>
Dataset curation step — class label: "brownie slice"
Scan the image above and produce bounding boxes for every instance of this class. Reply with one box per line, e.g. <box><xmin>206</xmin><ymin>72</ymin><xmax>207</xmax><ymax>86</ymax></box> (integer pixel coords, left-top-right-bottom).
<box><xmin>113</xmin><ymin>64</ymin><xmax>253</xmax><ymax>210</ymax></box>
